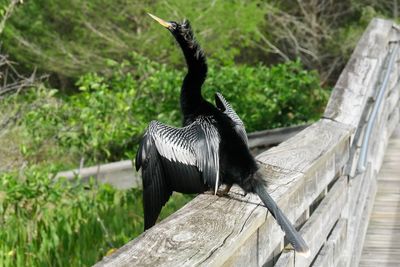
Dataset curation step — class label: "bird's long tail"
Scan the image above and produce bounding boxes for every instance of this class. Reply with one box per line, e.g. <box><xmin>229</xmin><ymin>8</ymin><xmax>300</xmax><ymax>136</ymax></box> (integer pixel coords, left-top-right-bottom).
<box><xmin>254</xmin><ymin>182</ymin><xmax>310</xmax><ymax>257</ymax></box>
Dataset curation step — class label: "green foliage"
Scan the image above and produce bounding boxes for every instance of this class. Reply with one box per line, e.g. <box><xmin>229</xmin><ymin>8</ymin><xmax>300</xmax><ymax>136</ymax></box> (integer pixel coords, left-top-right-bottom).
<box><xmin>2</xmin><ymin>0</ymin><xmax>263</xmax><ymax>78</ymax></box>
<box><xmin>2</xmin><ymin>0</ymin><xmax>399</xmax><ymax>87</ymax></box>
<box><xmin>18</xmin><ymin>55</ymin><xmax>328</xmax><ymax>165</ymax></box>
<box><xmin>204</xmin><ymin>59</ymin><xmax>328</xmax><ymax>131</ymax></box>
<box><xmin>0</xmin><ymin>166</ymin><xmax>192</xmax><ymax>266</ymax></box>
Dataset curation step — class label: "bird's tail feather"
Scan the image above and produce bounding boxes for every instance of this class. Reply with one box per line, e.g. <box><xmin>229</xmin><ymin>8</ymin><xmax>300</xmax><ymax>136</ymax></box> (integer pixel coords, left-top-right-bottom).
<box><xmin>254</xmin><ymin>183</ymin><xmax>310</xmax><ymax>257</ymax></box>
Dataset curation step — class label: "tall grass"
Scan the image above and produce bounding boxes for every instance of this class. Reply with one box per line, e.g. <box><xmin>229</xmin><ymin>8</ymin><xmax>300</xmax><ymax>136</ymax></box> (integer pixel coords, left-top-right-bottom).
<box><xmin>0</xmin><ymin>166</ymin><xmax>192</xmax><ymax>266</ymax></box>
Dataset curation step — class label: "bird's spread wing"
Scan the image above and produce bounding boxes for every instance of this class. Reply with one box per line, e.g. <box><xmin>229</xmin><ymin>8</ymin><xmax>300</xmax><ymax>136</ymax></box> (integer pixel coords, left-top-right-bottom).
<box><xmin>135</xmin><ymin>118</ymin><xmax>220</xmax><ymax>229</ymax></box>
<box><xmin>136</xmin><ymin>131</ymin><xmax>172</xmax><ymax>230</ymax></box>
<box><xmin>215</xmin><ymin>92</ymin><xmax>248</xmax><ymax>145</ymax></box>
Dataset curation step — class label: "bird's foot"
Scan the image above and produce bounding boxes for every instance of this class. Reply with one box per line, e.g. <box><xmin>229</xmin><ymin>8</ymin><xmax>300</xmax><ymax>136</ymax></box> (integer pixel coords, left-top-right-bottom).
<box><xmin>216</xmin><ymin>184</ymin><xmax>232</xmax><ymax>197</ymax></box>
<box><xmin>216</xmin><ymin>191</ymin><xmax>228</xmax><ymax>197</ymax></box>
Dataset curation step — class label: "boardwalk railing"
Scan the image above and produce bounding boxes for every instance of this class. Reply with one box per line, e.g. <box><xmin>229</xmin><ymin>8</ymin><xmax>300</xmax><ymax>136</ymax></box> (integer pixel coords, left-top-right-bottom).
<box><xmin>95</xmin><ymin>18</ymin><xmax>400</xmax><ymax>267</ymax></box>
<box><xmin>55</xmin><ymin>124</ymin><xmax>309</xmax><ymax>190</ymax></box>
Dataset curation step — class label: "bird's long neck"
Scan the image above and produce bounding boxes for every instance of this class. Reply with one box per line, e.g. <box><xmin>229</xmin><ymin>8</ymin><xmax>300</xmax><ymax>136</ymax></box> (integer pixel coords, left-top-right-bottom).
<box><xmin>174</xmin><ymin>26</ymin><xmax>207</xmax><ymax>121</ymax></box>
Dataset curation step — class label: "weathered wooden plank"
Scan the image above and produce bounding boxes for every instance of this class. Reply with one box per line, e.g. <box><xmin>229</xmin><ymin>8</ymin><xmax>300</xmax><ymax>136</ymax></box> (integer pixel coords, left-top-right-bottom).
<box><xmin>222</xmin><ymin>159</ymin><xmax>334</xmax><ymax>267</ymax></box>
<box><xmin>220</xmin><ymin>226</ymin><xmax>259</xmax><ymax>267</ymax></box>
<box><xmin>352</xmin><ymin>19</ymin><xmax>394</xmax><ymax>59</ymax></box>
<box><xmin>253</xmin><ymin>120</ymin><xmax>351</xmax><ymax>264</ymax></box>
<box><xmin>350</xmin><ymin>173</ymin><xmax>378</xmax><ymax>266</ymax></box>
<box><xmin>367</xmin><ymin>87</ymin><xmax>399</xmax><ymax>174</ymax></box>
<box><xmin>387</xmin><ymin>25</ymin><xmax>400</xmax><ymax>91</ymax></box>
<box><xmin>312</xmin><ymin>219</ymin><xmax>347</xmax><ymax>267</ymax></box>
<box><xmin>385</xmin><ymin>78</ymin><xmax>400</xmax><ymax>113</ymax></box>
<box><xmin>93</xmin><ymin>165</ymin><xmax>300</xmax><ymax>267</ymax></box>
<box><xmin>350</xmin><ymin>133</ymin><xmax>398</xmax><ymax>266</ymax></box>
<box><xmin>257</xmin><ymin>119</ymin><xmax>351</xmax><ymax>175</ymax></box>
<box><xmin>274</xmin><ymin>176</ymin><xmax>348</xmax><ymax>267</ymax></box>
<box><xmin>367</xmin><ymin>99</ymin><xmax>392</xmax><ymax>173</ymax></box>
<box><xmin>360</xmin><ymin>128</ymin><xmax>400</xmax><ymax>266</ymax></box>
<box><xmin>222</xmin><ymin>180</ymin><xmax>319</xmax><ymax>267</ymax></box>
<box><xmin>247</xmin><ymin>124</ymin><xmax>310</xmax><ymax>148</ymax></box>
<box><xmin>329</xmin><ymin>220</ymin><xmax>348</xmax><ymax>267</ymax></box>
<box><xmin>324</xmin><ymin>19</ymin><xmax>393</xmax><ymax>129</ymax></box>
<box><xmin>386</xmin><ymin>107</ymin><xmax>400</xmax><ymax>140</ymax></box>
<box><xmin>351</xmin><ymin>42</ymin><xmax>399</xmax><ymax>175</ymax></box>
<box><xmin>347</xmin><ymin>55</ymin><xmax>398</xmax><ymax>175</ymax></box>
<box><xmin>257</xmin><ymin>217</ymin><xmax>285</xmax><ymax>267</ymax></box>
<box><xmin>354</xmin><ymin>15</ymin><xmax>400</xmax><ymax>258</ymax></box>
<box><xmin>323</xmin><ymin>57</ymin><xmax>378</xmax><ymax>128</ymax></box>
<box><xmin>94</xmin><ymin>185</ymin><xmax>266</xmax><ymax>267</ymax></box>
<box><xmin>343</xmin><ymin>168</ymin><xmax>367</xmax><ymax>221</ymax></box>
<box><xmin>94</xmin><ymin>119</ymin><xmax>351</xmax><ymax>267</ymax></box>
<box><xmin>342</xmin><ymin>165</ymin><xmax>372</xmax><ymax>267</ymax></box>
<box><xmin>55</xmin><ymin>160</ymin><xmax>141</xmax><ymax>189</ymax></box>
<box><xmin>223</xmin><ymin>119</ymin><xmax>352</xmax><ymax>266</ymax></box>
<box><xmin>332</xmin><ymin>34</ymin><xmax>399</xmax><ymax>178</ymax></box>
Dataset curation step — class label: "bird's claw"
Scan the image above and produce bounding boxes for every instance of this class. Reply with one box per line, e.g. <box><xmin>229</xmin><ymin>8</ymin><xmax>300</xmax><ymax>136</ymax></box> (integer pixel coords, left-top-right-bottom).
<box><xmin>216</xmin><ymin>190</ymin><xmax>229</xmax><ymax>197</ymax></box>
<box><xmin>215</xmin><ymin>184</ymin><xmax>232</xmax><ymax>197</ymax></box>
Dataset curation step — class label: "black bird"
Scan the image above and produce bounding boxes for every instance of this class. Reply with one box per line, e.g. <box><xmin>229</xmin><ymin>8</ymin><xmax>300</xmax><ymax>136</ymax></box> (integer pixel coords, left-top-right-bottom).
<box><xmin>135</xmin><ymin>13</ymin><xmax>309</xmax><ymax>256</ymax></box>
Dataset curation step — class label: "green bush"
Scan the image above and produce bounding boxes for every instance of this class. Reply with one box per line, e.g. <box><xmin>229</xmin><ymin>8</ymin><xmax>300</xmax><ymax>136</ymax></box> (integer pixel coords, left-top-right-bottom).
<box><xmin>0</xmin><ymin>54</ymin><xmax>328</xmax><ymax>266</ymax></box>
<box><xmin>19</xmin><ymin>55</ymin><xmax>328</xmax><ymax>165</ymax></box>
<box><xmin>2</xmin><ymin>0</ymin><xmax>263</xmax><ymax>78</ymax></box>
<box><xmin>2</xmin><ymin>0</ymin><xmax>397</xmax><ymax>88</ymax></box>
<box><xmin>0</xmin><ymin>166</ymin><xmax>192</xmax><ymax>266</ymax></box>
<box><xmin>204</xmin><ymin>59</ymin><xmax>328</xmax><ymax>130</ymax></box>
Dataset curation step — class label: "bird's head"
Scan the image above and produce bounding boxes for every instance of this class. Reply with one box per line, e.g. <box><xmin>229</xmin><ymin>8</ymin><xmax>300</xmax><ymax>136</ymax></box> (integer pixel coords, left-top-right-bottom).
<box><xmin>148</xmin><ymin>13</ymin><xmax>193</xmax><ymax>42</ymax></box>
<box><xmin>148</xmin><ymin>13</ymin><xmax>204</xmax><ymax>62</ymax></box>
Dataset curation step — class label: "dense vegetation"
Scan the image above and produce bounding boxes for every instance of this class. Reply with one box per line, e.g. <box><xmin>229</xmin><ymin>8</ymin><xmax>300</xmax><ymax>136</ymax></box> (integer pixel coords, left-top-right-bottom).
<box><xmin>1</xmin><ymin>0</ymin><xmax>395</xmax><ymax>86</ymax></box>
<box><xmin>0</xmin><ymin>166</ymin><xmax>192</xmax><ymax>266</ymax></box>
<box><xmin>0</xmin><ymin>58</ymin><xmax>325</xmax><ymax>266</ymax></box>
<box><xmin>12</xmin><ymin>56</ymin><xmax>325</xmax><ymax>166</ymax></box>
<box><xmin>0</xmin><ymin>0</ymin><xmax>398</xmax><ymax>266</ymax></box>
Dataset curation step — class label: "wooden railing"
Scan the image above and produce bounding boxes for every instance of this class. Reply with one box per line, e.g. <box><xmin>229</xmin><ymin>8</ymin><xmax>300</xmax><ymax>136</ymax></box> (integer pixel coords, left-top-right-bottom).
<box><xmin>55</xmin><ymin>124</ymin><xmax>309</xmax><ymax>190</ymax></box>
<box><xmin>94</xmin><ymin>18</ymin><xmax>400</xmax><ymax>267</ymax></box>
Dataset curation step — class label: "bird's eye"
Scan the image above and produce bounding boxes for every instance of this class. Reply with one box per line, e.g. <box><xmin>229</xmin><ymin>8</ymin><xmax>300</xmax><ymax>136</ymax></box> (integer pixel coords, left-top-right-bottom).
<box><xmin>170</xmin><ymin>22</ymin><xmax>178</xmax><ymax>29</ymax></box>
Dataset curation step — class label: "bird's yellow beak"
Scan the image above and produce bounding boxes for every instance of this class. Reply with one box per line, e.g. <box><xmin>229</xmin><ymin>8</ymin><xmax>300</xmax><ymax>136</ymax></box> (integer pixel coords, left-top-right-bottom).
<box><xmin>148</xmin><ymin>13</ymin><xmax>173</xmax><ymax>29</ymax></box>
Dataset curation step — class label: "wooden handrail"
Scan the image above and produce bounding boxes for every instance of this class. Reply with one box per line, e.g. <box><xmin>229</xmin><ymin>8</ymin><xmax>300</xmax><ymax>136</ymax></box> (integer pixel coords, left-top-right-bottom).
<box><xmin>94</xmin><ymin>18</ymin><xmax>400</xmax><ymax>267</ymax></box>
<box><xmin>55</xmin><ymin>124</ymin><xmax>310</xmax><ymax>190</ymax></box>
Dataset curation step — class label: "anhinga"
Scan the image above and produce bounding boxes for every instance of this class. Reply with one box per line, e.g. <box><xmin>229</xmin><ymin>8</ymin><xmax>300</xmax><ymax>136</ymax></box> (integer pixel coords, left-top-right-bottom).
<box><xmin>135</xmin><ymin>13</ymin><xmax>310</xmax><ymax>256</ymax></box>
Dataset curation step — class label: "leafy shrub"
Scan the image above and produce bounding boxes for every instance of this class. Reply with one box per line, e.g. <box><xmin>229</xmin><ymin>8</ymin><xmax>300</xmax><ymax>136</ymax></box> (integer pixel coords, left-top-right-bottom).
<box><xmin>19</xmin><ymin>55</ymin><xmax>328</xmax><ymax>165</ymax></box>
<box><xmin>0</xmin><ymin>166</ymin><xmax>192</xmax><ymax>266</ymax></box>
<box><xmin>3</xmin><ymin>0</ymin><xmax>397</xmax><ymax>88</ymax></box>
<box><xmin>204</xmin><ymin>59</ymin><xmax>328</xmax><ymax>131</ymax></box>
<box><xmin>0</xmin><ymin>56</ymin><xmax>327</xmax><ymax>266</ymax></box>
<box><xmin>2</xmin><ymin>0</ymin><xmax>263</xmax><ymax>78</ymax></box>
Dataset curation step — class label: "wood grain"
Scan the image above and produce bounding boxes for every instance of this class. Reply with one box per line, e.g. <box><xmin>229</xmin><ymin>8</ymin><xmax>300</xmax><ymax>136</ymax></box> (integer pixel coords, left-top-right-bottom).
<box><xmin>310</xmin><ymin>219</ymin><xmax>347</xmax><ymax>267</ymax></box>
<box><xmin>93</xmin><ymin>166</ymin><xmax>300</xmax><ymax>267</ymax></box>
<box><xmin>342</xmin><ymin>164</ymin><xmax>373</xmax><ymax>266</ymax></box>
<box><xmin>360</xmin><ymin>126</ymin><xmax>400</xmax><ymax>266</ymax></box>
<box><xmin>247</xmin><ymin>124</ymin><xmax>310</xmax><ymax>148</ymax></box>
<box><xmin>324</xmin><ymin>19</ymin><xmax>393</xmax><ymax>130</ymax></box>
<box><xmin>94</xmin><ymin>119</ymin><xmax>351</xmax><ymax>267</ymax></box>
<box><xmin>350</xmin><ymin>173</ymin><xmax>377</xmax><ymax>266</ymax></box>
<box><xmin>257</xmin><ymin>119</ymin><xmax>351</xmax><ymax>175</ymax></box>
<box><xmin>274</xmin><ymin>176</ymin><xmax>348</xmax><ymax>267</ymax></box>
